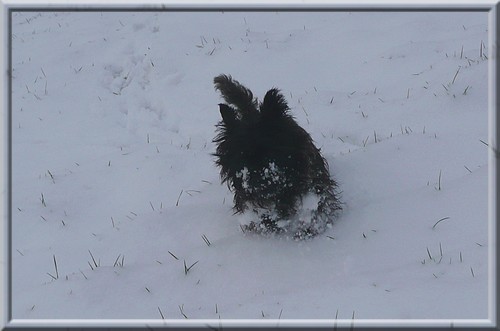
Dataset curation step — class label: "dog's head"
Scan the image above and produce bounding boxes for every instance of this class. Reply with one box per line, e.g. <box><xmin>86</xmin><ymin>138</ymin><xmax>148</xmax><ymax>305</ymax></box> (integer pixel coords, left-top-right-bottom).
<box><xmin>213</xmin><ymin>75</ymin><xmax>299</xmax><ymax>174</ymax></box>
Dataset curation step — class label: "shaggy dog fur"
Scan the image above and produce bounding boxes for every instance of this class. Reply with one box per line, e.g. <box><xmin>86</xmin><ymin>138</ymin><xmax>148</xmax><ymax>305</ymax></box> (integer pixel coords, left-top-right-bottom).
<box><xmin>212</xmin><ymin>74</ymin><xmax>341</xmax><ymax>239</ymax></box>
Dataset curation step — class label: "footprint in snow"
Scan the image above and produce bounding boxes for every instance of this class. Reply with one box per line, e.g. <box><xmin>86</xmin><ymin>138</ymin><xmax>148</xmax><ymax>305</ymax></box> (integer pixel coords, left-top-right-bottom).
<box><xmin>166</xmin><ymin>72</ymin><xmax>184</xmax><ymax>86</ymax></box>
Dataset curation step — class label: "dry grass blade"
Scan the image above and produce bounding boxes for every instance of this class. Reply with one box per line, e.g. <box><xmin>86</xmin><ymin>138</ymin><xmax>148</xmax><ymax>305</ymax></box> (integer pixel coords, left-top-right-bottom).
<box><xmin>113</xmin><ymin>254</ymin><xmax>121</xmax><ymax>267</ymax></box>
<box><xmin>179</xmin><ymin>304</ymin><xmax>188</xmax><ymax>319</ymax></box>
<box><xmin>79</xmin><ymin>269</ymin><xmax>88</xmax><ymax>280</ymax></box>
<box><xmin>53</xmin><ymin>254</ymin><xmax>59</xmax><ymax>279</ymax></box>
<box><xmin>202</xmin><ymin>234</ymin><xmax>211</xmax><ymax>247</ymax></box>
<box><xmin>168</xmin><ymin>251</ymin><xmax>179</xmax><ymax>260</ymax></box>
<box><xmin>184</xmin><ymin>260</ymin><xmax>199</xmax><ymax>275</ymax></box>
<box><xmin>158</xmin><ymin>306</ymin><xmax>165</xmax><ymax>319</ymax></box>
<box><xmin>451</xmin><ymin>67</ymin><xmax>461</xmax><ymax>84</ymax></box>
<box><xmin>88</xmin><ymin>250</ymin><xmax>99</xmax><ymax>268</ymax></box>
<box><xmin>176</xmin><ymin>190</ymin><xmax>183</xmax><ymax>206</ymax></box>
<box><xmin>47</xmin><ymin>170</ymin><xmax>55</xmax><ymax>183</ymax></box>
<box><xmin>432</xmin><ymin>217</ymin><xmax>450</xmax><ymax>229</ymax></box>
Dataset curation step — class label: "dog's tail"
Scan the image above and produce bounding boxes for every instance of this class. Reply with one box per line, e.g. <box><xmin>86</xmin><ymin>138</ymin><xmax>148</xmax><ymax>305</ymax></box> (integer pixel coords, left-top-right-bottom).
<box><xmin>214</xmin><ymin>74</ymin><xmax>258</xmax><ymax>116</ymax></box>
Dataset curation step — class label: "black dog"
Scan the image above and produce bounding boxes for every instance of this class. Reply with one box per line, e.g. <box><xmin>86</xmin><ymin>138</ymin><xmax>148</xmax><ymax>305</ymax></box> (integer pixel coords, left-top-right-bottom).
<box><xmin>212</xmin><ymin>74</ymin><xmax>341</xmax><ymax>239</ymax></box>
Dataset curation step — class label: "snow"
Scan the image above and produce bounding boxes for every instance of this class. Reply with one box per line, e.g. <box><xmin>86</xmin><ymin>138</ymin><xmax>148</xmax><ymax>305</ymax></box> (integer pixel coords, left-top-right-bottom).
<box><xmin>8</xmin><ymin>9</ymin><xmax>491</xmax><ymax>328</ymax></box>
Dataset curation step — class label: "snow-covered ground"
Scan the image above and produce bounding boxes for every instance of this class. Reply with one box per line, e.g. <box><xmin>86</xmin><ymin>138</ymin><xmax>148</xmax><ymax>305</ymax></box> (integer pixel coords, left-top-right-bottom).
<box><xmin>9</xmin><ymin>8</ymin><xmax>491</xmax><ymax>328</ymax></box>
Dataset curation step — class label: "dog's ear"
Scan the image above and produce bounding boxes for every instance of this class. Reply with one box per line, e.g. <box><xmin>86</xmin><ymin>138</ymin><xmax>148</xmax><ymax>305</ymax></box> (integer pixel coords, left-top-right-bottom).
<box><xmin>214</xmin><ymin>74</ymin><xmax>258</xmax><ymax>115</ymax></box>
<box><xmin>219</xmin><ymin>104</ymin><xmax>238</xmax><ymax>127</ymax></box>
<box><xmin>260</xmin><ymin>88</ymin><xmax>289</xmax><ymax>118</ymax></box>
